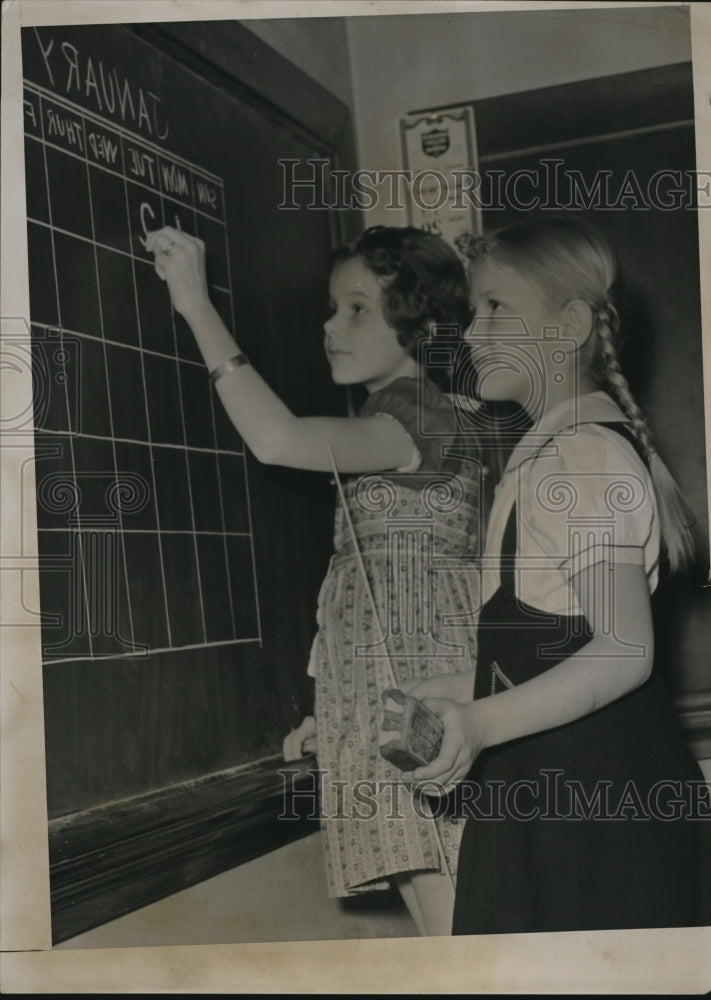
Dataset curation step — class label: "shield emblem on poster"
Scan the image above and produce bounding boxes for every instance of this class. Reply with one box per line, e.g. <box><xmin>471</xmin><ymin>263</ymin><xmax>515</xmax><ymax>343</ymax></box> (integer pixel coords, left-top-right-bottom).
<box><xmin>400</xmin><ymin>106</ymin><xmax>481</xmax><ymax>246</ymax></box>
<box><xmin>421</xmin><ymin>128</ymin><xmax>450</xmax><ymax>157</ymax></box>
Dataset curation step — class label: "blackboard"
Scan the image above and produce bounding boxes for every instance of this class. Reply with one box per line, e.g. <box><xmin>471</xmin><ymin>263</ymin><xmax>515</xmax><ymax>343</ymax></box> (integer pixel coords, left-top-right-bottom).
<box><xmin>22</xmin><ymin>21</ymin><xmax>354</xmax><ymax>838</ymax></box>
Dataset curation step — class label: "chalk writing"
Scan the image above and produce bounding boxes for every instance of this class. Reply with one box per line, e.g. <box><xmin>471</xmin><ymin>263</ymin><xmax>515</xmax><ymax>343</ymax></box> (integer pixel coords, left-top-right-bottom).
<box><xmin>87</xmin><ymin>130</ymin><xmax>119</xmax><ymax>165</ymax></box>
<box><xmin>138</xmin><ymin>202</ymin><xmax>156</xmax><ymax>250</ymax></box>
<box><xmin>34</xmin><ymin>27</ymin><xmax>169</xmax><ymax>140</ymax></box>
<box><xmin>128</xmin><ymin>147</ymin><xmax>156</xmax><ymax>186</ymax></box>
<box><xmin>161</xmin><ymin>162</ymin><xmax>190</xmax><ymax>198</ymax></box>
<box><xmin>46</xmin><ymin>108</ymin><xmax>85</xmax><ymax>153</ymax></box>
<box><xmin>24</xmin><ymin>98</ymin><xmax>39</xmax><ymax>132</ymax></box>
<box><xmin>196</xmin><ymin>180</ymin><xmax>218</xmax><ymax>210</ymax></box>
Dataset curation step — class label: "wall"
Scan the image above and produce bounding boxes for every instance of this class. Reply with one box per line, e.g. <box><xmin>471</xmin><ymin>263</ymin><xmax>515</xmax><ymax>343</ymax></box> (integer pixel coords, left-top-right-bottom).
<box><xmin>344</xmin><ymin>4</ymin><xmax>693</xmax><ymax>225</ymax></box>
<box><xmin>241</xmin><ymin>7</ymin><xmax>692</xmax><ymax>225</ymax></box>
<box><xmin>242</xmin><ymin>15</ymin><xmax>355</xmax><ymax>110</ymax></box>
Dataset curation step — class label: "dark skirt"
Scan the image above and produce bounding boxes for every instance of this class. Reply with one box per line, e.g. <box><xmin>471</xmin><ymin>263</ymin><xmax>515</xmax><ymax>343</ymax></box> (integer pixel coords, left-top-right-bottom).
<box><xmin>452</xmin><ymin>584</ymin><xmax>711</xmax><ymax>935</ymax></box>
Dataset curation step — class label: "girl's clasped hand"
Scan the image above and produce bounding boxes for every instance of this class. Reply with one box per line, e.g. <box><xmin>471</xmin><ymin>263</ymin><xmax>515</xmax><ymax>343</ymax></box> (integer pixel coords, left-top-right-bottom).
<box><xmin>399</xmin><ymin>671</ymin><xmax>483</xmax><ymax>787</ymax></box>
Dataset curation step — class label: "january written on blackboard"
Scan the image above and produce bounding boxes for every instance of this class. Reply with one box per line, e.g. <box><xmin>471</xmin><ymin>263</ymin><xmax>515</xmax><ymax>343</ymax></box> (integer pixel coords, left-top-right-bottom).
<box><xmin>32</xmin><ymin>27</ymin><xmax>170</xmax><ymax>139</ymax></box>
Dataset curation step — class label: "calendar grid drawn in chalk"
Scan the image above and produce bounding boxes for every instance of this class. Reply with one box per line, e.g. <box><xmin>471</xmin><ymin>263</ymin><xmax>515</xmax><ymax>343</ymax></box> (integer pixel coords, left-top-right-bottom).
<box><xmin>24</xmin><ymin>79</ymin><xmax>263</xmax><ymax>664</ymax></box>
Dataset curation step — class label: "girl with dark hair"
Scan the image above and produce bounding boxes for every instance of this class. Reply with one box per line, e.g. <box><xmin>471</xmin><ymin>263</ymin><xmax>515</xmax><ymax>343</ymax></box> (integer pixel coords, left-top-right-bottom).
<box><xmin>147</xmin><ymin>223</ymin><xmax>484</xmax><ymax>935</ymax></box>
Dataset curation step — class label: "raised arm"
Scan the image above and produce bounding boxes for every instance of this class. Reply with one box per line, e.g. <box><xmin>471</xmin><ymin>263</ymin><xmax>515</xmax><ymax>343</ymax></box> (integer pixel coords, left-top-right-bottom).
<box><xmin>411</xmin><ymin>559</ymin><xmax>654</xmax><ymax>787</ymax></box>
<box><xmin>146</xmin><ymin>226</ymin><xmax>415</xmax><ymax>473</ymax></box>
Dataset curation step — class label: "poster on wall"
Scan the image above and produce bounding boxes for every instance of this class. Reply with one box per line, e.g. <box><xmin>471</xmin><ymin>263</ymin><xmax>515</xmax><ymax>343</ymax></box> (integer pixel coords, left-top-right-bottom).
<box><xmin>399</xmin><ymin>104</ymin><xmax>481</xmax><ymax>248</ymax></box>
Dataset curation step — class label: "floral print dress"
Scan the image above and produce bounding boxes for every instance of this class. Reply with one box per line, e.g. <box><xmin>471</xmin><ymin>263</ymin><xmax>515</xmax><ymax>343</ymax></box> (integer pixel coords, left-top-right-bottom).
<box><xmin>307</xmin><ymin>376</ymin><xmax>483</xmax><ymax>897</ymax></box>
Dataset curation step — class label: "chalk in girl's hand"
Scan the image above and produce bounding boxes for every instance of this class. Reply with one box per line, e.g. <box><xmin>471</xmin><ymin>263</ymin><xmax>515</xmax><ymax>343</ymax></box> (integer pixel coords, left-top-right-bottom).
<box><xmin>379</xmin><ymin>688</ymin><xmax>444</xmax><ymax>772</ymax></box>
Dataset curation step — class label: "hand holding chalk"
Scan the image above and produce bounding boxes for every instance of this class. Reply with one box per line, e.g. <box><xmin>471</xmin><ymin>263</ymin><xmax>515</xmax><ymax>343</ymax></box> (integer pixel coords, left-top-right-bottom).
<box><xmin>146</xmin><ymin>226</ymin><xmax>211</xmax><ymax>321</ymax></box>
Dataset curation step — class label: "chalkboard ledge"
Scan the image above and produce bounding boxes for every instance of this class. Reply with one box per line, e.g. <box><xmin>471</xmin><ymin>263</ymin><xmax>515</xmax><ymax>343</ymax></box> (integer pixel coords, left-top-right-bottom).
<box><xmin>48</xmin><ymin>754</ymin><xmax>320</xmax><ymax>946</ymax></box>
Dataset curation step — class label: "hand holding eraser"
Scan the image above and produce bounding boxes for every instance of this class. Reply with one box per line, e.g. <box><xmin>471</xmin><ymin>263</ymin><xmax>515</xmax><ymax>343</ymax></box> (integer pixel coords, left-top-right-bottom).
<box><xmin>378</xmin><ymin>688</ymin><xmax>444</xmax><ymax>772</ymax></box>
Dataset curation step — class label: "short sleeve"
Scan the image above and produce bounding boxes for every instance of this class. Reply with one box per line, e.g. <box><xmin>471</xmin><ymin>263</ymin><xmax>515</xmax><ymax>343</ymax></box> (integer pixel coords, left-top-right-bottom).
<box><xmin>519</xmin><ymin>426</ymin><xmax>659</xmax><ymax>581</ymax></box>
<box><xmin>359</xmin><ymin>377</ymin><xmax>457</xmax><ymax>474</ymax></box>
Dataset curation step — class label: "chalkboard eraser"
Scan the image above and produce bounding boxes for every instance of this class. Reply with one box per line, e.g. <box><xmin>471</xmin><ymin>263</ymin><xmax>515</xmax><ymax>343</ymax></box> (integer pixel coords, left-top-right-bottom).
<box><xmin>379</xmin><ymin>688</ymin><xmax>444</xmax><ymax>772</ymax></box>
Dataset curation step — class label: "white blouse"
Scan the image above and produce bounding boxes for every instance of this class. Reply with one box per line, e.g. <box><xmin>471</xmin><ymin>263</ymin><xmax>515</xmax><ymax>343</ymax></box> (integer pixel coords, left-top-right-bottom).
<box><xmin>482</xmin><ymin>392</ymin><xmax>661</xmax><ymax>616</ymax></box>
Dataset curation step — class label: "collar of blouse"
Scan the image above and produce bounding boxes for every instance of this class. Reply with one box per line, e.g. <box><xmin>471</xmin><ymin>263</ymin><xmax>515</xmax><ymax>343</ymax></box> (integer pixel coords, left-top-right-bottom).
<box><xmin>502</xmin><ymin>390</ymin><xmax>630</xmax><ymax>476</ymax></box>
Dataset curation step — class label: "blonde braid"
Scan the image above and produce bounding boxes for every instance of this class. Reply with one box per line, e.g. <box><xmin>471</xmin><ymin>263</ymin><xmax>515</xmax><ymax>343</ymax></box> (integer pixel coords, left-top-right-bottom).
<box><xmin>596</xmin><ymin>305</ymin><xmax>655</xmax><ymax>460</ymax></box>
<box><xmin>596</xmin><ymin>303</ymin><xmax>696</xmax><ymax>573</ymax></box>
